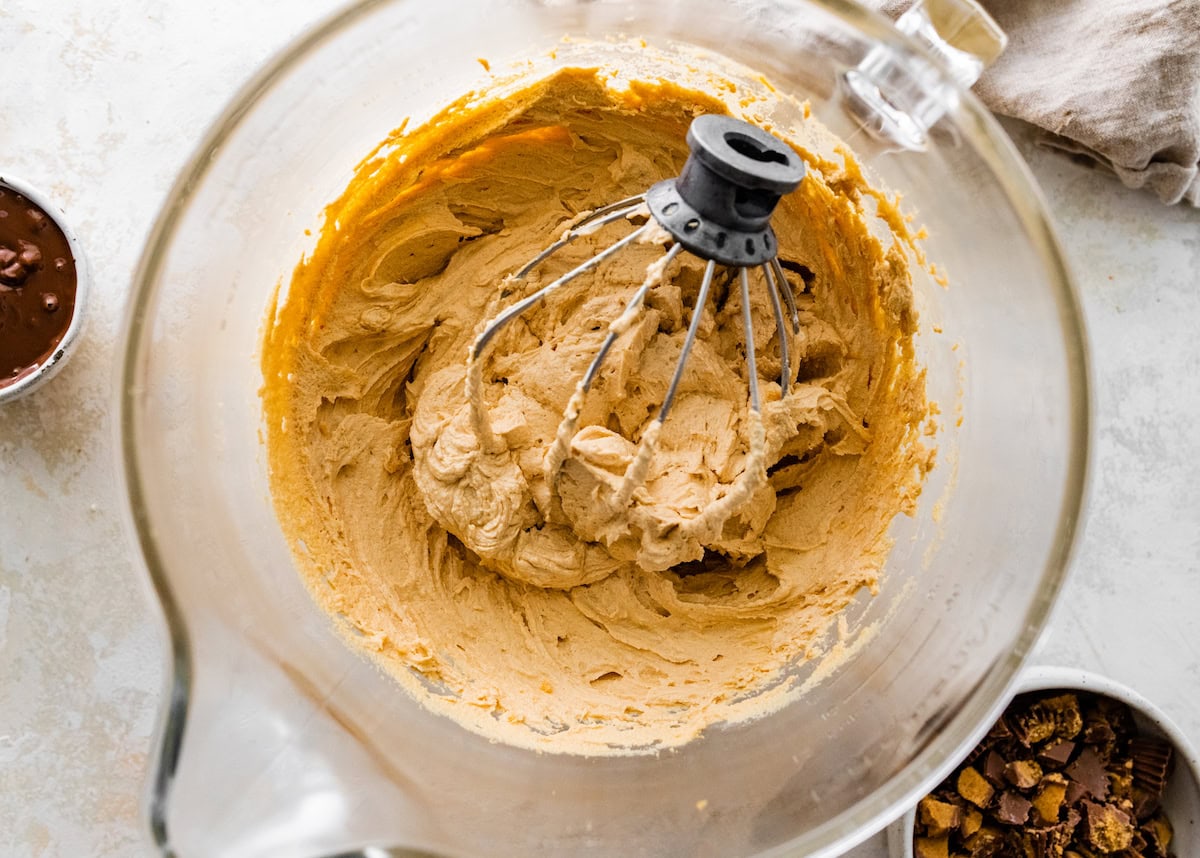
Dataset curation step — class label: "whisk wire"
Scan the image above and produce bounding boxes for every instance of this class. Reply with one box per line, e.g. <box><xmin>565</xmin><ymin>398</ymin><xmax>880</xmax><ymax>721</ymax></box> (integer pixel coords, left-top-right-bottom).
<box><xmin>658</xmin><ymin>258</ymin><xmax>717</xmax><ymax>422</ymax></box>
<box><xmin>762</xmin><ymin>263</ymin><xmax>791</xmax><ymax>397</ymax></box>
<box><xmin>740</xmin><ymin>267</ymin><xmax>761</xmax><ymax>413</ymax></box>
<box><xmin>770</xmin><ymin>256</ymin><xmax>801</xmax><ymax>334</ymax></box>
<box><xmin>513</xmin><ymin>195</ymin><xmax>647</xmax><ymax>280</ymax></box>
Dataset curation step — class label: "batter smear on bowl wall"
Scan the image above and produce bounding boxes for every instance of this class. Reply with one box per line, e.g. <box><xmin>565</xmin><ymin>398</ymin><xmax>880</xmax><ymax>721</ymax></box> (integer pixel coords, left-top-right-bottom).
<box><xmin>261</xmin><ymin>61</ymin><xmax>934</xmax><ymax>754</ymax></box>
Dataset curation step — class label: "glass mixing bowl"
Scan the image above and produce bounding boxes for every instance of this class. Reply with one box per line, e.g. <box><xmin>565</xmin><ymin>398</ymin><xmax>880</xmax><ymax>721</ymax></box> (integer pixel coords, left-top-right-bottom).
<box><xmin>118</xmin><ymin>1</ymin><xmax>1088</xmax><ymax>855</ymax></box>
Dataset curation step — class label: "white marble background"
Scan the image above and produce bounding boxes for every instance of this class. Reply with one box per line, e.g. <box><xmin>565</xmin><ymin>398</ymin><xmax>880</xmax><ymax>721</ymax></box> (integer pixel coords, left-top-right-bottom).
<box><xmin>1</xmin><ymin>1</ymin><xmax>1197</xmax><ymax>855</ymax></box>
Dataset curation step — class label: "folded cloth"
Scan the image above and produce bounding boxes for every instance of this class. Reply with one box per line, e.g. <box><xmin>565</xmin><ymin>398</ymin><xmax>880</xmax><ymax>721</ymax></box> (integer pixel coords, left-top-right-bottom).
<box><xmin>874</xmin><ymin>0</ymin><xmax>1200</xmax><ymax>206</ymax></box>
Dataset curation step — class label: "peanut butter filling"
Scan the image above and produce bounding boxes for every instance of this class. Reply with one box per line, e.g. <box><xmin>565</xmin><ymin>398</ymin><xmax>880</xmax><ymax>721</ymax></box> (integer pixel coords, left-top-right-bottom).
<box><xmin>261</xmin><ymin>63</ymin><xmax>930</xmax><ymax>754</ymax></box>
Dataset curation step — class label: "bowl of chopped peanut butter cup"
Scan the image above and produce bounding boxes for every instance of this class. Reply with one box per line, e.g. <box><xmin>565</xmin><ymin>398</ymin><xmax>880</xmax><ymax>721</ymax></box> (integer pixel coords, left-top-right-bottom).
<box><xmin>889</xmin><ymin>667</ymin><xmax>1200</xmax><ymax>858</ymax></box>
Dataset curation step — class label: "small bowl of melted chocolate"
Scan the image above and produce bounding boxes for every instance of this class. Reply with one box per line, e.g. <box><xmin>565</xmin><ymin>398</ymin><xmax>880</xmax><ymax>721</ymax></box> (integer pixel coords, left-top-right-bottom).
<box><xmin>888</xmin><ymin>667</ymin><xmax>1200</xmax><ymax>858</ymax></box>
<box><xmin>0</xmin><ymin>175</ymin><xmax>88</xmax><ymax>403</ymax></box>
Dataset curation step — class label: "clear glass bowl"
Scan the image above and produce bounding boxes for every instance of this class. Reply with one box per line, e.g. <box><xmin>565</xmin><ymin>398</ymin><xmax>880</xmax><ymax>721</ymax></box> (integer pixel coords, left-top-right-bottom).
<box><xmin>118</xmin><ymin>1</ymin><xmax>1089</xmax><ymax>856</ymax></box>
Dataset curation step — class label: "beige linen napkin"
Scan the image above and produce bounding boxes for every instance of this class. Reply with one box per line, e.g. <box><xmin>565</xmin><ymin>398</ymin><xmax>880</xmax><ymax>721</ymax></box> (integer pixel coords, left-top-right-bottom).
<box><xmin>878</xmin><ymin>0</ymin><xmax>1200</xmax><ymax>206</ymax></box>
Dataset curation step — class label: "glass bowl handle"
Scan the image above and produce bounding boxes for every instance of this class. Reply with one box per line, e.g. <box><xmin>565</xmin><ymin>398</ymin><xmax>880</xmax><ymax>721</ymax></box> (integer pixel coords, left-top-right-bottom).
<box><xmin>842</xmin><ymin>0</ymin><xmax>1007</xmax><ymax>150</ymax></box>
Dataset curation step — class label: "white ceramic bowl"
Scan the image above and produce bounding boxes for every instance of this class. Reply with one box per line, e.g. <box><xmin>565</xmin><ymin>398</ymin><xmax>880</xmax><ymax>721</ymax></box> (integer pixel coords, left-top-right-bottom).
<box><xmin>887</xmin><ymin>666</ymin><xmax>1200</xmax><ymax>858</ymax></box>
<box><xmin>0</xmin><ymin>173</ymin><xmax>89</xmax><ymax>404</ymax></box>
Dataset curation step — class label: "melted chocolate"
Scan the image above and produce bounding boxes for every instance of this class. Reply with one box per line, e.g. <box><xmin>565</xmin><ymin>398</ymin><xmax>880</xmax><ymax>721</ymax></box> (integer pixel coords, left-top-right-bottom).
<box><xmin>0</xmin><ymin>183</ymin><xmax>77</xmax><ymax>388</ymax></box>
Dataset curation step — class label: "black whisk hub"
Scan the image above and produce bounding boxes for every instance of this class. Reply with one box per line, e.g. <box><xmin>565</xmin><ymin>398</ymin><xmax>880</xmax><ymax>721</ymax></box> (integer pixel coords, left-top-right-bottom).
<box><xmin>647</xmin><ymin>115</ymin><xmax>805</xmax><ymax>267</ymax></box>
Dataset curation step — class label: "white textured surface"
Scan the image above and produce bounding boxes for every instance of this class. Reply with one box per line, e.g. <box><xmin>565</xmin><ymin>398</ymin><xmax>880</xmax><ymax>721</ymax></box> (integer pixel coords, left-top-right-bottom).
<box><xmin>1</xmin><ymin>2</ymin><xmax>1197</xmax><ymax>855</ymax></box>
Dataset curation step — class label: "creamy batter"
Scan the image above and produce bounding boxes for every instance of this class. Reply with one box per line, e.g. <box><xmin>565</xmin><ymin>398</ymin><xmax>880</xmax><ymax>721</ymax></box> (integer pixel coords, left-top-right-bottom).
<box><xmin>261</xmin><ymin>63</ymin><xmax>930</xmax><ymax>753</ymax></box>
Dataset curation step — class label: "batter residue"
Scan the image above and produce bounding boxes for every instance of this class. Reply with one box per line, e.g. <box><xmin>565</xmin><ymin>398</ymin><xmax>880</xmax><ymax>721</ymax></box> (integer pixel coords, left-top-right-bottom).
<box><xmin>262</xmin><ymin>63</ymin><xmax>930</xmax><ymax>753</ymax></box>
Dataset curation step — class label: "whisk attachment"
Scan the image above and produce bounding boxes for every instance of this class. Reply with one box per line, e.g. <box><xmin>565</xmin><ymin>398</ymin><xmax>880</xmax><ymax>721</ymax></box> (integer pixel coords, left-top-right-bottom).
<box><xmin>466</xmin><ymin>113</ymin><xmax>807</xmax><ymax>526</ymax></box>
